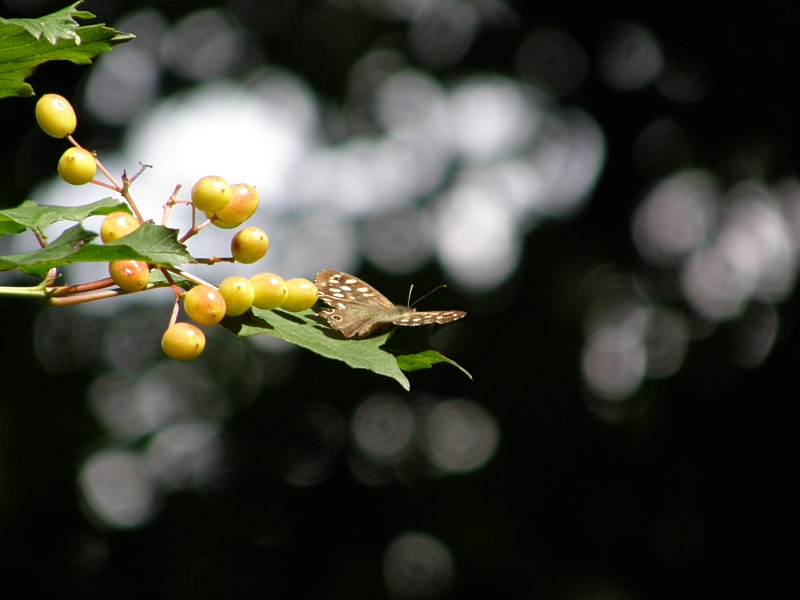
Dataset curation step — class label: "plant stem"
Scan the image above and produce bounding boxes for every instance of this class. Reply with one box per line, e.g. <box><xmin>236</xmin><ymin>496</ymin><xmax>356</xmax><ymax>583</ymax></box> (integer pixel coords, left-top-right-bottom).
<box><xmin>48</xmin><ymin>277</ymin><xmax>115</xmax><ymax>296</ymax></box>
<box><xmin>178</xmin><ymin>219</ymin><xmax>213</xmax><ymax>243</ymax></box>
<box><xmin>129</xmin><ymin>163</ymin><xmax>152</xmax><ymax>184</ymax></box>
<box><xmin>0</xmin><ymin>284</ymin><xmax>47</xmax><ymax>299</ymax></box>
<box><xmin>120</xmin><ymin>171</ymin><xmax>145</xmax><ymax>224</ymax></box>
<box><xmin>168</xmin><ymin>295</ymin><xmax>181</xmax><ymax>326</ymax></box>
<box><xmin>167</xmin><ymin>267</ymin><xmax>215</xmax><ymax>288</ymax></box>
<box><xmin>194</xmin><ymin>256</ymin><xmax>235</xmax><ymax>264</ymax></box>
<box><xmin>41</xmin><ymin>282</ymin><xmax>169</xmax><ymax>307</ymax></box>
<box><xmin>68</xmin><ymin>135</ymin><xmax>121</xmax><ymax>190</ymax></box>
<box><xmin>161</xmin><ymin>184</ymin><xmax>183</xmax><ymax>226</ymax></box>
<box><xmin>159</xmin><ymin>267</ymin><xmax>185</xmax><ymax>299</ymax></box>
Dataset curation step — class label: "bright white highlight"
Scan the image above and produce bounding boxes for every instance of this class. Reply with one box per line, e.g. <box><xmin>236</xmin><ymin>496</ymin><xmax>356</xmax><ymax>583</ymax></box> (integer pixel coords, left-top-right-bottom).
<box><xmin>449</xmin><ymin>77</ymin><xmax>540</xmax><ymax>162</ymax></box>
<box><xmin>632</xmin><ymin>170</ymin><xmax>719</xmax><ymax>266</ymax></box>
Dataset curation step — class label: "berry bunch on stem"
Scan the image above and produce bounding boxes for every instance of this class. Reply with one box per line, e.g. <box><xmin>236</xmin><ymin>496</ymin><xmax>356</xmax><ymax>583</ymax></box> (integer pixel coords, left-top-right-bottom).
<box><xmin>28</xmin><ymin>93</ymin><xmax>319</xmax><ymax>361</ymax></box>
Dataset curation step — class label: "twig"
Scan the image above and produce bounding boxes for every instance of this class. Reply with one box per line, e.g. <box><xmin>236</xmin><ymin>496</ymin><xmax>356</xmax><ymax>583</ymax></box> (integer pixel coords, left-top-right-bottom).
<box><xmin>168</xmin><ymin>294</ymin><xmax>181</xmax><ymax>327</ymax></box>
<box><xmin>129</xmin><ymin>163</ymin><xmax>152</xmax><ymax>184</ymax></box>
<box><xmin>120</xmin><ymin>171</ymin><xmax>145</xmax><ymax>223</ymax></box>
<box><xmin>194</xmin><ymin>256</ymin><xmax>235</xmax><ymax>265</ymax></box>
<box><xmin>161</xmin><ymin>184</ymin><xmax>183</xmax><ymax>226</ymax></box>
<box><xmin>178</xmin><ymin>218</ymin><xmax>213</xmax><ymax>243</ymax></box>
<box><xmin>42</xmin><ymin>281</ymin><xmax>169</xmax><ymax>307</ymax></box>
<box><xmin>167</xmin><ymin>267</ymin><xmax>215</xmax><ymax>288</ymax></box>
<box><xmin>159</xmin><ymin>267</ymin><xmax>186</xmax><ymax>299</ymax></box>
<box><xmin>48</xmin><ymin>276</ymin><xmax>115</xmax><ymax>297</ymax></box>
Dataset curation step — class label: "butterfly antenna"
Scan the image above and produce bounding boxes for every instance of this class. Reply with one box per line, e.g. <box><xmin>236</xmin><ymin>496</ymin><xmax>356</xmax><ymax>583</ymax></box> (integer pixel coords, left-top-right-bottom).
<box><xmin>407</xmin><ymin>284</ymin><xmax>414</xmax><ymax>308</ymax></box>
<box><xmin>410</xmin><ymin>284</ymin><xmax>447</xmax><ymax>308</ymax></box>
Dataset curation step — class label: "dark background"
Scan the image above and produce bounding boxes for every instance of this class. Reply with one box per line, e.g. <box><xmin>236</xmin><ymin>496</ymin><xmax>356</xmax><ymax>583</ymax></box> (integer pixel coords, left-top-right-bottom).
<box><xmin>1</xmin><ymin>1</ymin><xmax>798</xmax><ymax>598</ymax></box>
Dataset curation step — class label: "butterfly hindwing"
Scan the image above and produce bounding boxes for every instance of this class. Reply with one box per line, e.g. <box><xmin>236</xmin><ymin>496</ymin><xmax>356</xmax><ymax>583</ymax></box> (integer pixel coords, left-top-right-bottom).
<box><xmin>393</xmin><ymin>310</ymin><xmax>467</xmax><ymax>327</ymax></box>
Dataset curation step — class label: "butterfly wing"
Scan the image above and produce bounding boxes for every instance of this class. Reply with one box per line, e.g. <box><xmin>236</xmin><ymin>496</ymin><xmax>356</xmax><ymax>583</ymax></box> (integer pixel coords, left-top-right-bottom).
<box><xmin>393</xmin><ymin>310</ymin><xmax>467</xmax><ymax>327</ymax></box>
<box><xmin>315</xmin><ymin>270</ymin><xmax>398</xmax><ymax>338</ymax></box>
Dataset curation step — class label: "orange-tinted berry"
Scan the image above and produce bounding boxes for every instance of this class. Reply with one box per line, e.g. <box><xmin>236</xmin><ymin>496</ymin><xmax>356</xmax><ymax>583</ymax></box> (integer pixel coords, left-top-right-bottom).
<box><xmin>183</xmin><ymin>284</ymin><xmax>227</xmax><ymax>327</ymax></box>
<box><xmin>209</xmin><ymin>183</ymin><xmax>259</xmax><ymax>226</ymax></box>
<box><xmin>231</xmin><ymin>227</ymin><xmax>269</xmax><ymax>264</ymax></box>
<box><xmin>108</xmin><ymin>260</ymin><xmax>150</xmax><ymax>292</ymax></box>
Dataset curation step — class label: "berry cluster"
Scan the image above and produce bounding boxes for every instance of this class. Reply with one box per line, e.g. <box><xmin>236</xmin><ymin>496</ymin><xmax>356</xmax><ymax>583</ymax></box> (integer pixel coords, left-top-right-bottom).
<box><xmin>35</xmin><ymin>94</ymin><xmax>319</xmax><ymax>361</ymax></box>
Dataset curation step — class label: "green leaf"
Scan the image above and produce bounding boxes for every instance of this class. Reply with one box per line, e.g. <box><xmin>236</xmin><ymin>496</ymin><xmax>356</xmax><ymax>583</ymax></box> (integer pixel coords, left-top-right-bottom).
<box><xmin>0</xmin><ymin>198</ymin><xmax>131</xmax><ymax>240</ymax></box>
<box><xmin>220</xmin><ymin>308</ymin><xmax>471</xmax><ymax>390</ymax></box>
<box><xmin>0</xmin><ymin>222</ymin><xmax>193</xmax><ymax>275</ymax></box>
<box><xmin>382</xmin><ymin>326</ymin><xmax>472</xmax><ymax>378</ymax></box>
<box><xmin>70</xmin><ymin>223</ymin><xmax>193</xmax><ymax>266</ymax></box>
<box><xmin>0</xmin><ymin>222</ymin><xmax>95</xmax><ymax>276</ymax></box>
<box><xmin>221</xmin><ymin>308</ymin><xmax>411</xmax><ymax>391</ymax></box>
<box><xmin>0</xmin><ymin>2</ymin><xmax>135</xmax><ymax>99</ymax></box>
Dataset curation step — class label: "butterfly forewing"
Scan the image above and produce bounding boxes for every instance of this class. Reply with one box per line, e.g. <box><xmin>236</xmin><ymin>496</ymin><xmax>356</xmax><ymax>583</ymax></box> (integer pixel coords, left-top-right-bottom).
<box><xmin>316</xmin><ymin>270</ymin><xmax>395</xmax><ymax>309</ymax></box>
<box><xmin>314</xmin><ymin>270</ymin><xmax>466</xmax><ymax>338</ymax></box>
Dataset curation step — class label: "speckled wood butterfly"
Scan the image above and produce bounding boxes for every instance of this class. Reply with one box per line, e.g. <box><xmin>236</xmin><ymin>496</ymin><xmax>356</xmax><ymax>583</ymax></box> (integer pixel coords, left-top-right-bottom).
<box><xmin>314</xmin><ymin>270</ymin><xmax>466</xmax><ymax>339</ymax></box>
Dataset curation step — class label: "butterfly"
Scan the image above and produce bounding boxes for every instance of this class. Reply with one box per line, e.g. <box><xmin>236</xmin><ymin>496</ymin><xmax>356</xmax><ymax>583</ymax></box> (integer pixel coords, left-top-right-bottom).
<box><xmin>314</xmin><ymin>270</ymin><xmax>466</xmax><ymax>339</ymax></box>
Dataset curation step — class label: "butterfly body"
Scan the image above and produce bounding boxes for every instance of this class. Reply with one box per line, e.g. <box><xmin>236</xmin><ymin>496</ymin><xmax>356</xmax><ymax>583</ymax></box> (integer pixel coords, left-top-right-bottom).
<box><xmin>315</xmin><ymin>270</ymin><xmax>466</xmax><ymax>338</ymax></box>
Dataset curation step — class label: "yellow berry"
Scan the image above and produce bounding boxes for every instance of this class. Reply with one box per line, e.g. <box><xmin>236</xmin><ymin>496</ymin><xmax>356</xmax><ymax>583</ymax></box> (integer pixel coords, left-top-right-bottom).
<box><xmin>183</xmin><ymin>284</ymin><xmax>227</xmax><ymax>327</ymax></box>
<box><xmin>218</xmin><ymin>276</ymin><xmax>255</xmax><ymax>316</ymax></box>
<box><xmin>250</xmin><ymin>273</ymin><xmax>288</xmax><ymax>310</ymax></box>
<box><xmin>161</xmin><ymin>323</ymin><xmax>206</xmax><ymax>361</ymax></box>
<box><xmin>281</xmin><ymin>278</ymin><xmax>318</xmax><ymax>312</ymax></box>
<box><xmin>191</xmin><ymin>176</ymin><xmax>232</xmax><ymax>213</ymax></box>
<box><xmin>57</xmin><ymin>147</ymin><xmax>96</xmax><ymax>185</ymax></box>
<box><xmin>35</xmin><ymin>94</ymin><xmax>77</xmax><ymax>138</ymax></box>
<box><xmin>231</xmin><ymin>227</ymin><xmax>269</xmax><ymax>264</ymax></box>
<box><xmin>100</xmin><ymin>211</ymin><xmax>139</xmax><ymax>243</ymax></box>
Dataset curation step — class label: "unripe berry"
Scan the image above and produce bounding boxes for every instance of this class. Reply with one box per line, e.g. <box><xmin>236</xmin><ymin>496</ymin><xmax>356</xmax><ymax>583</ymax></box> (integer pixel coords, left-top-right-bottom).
<box><xmin>100</xmin><ymin>211</ymin><xmax>139</xmax><ymax>243</ymax></box>
<box><xmin>281</xmin><ymin>278</ymin><xmax>318</xmax><ymax>312</ymax></box>
<box><xmin>184</xmin><ymin>284</ymin><xmax>226</xmax><ymax>327</ymax></box>
<box><xmin>108</xmin><ymin>260</ymin><xmax>150</xmax><ymax>292</ymax></box>
<box><xmin>250</xmin><ymin>273</ymin><xmax>288</xmax><ymax>310</ymax></box>
<box><xmin>162</xmin><ymin>323</ymin><xmax>206</xmax><ymax>361</ymax></box>
<box><xmin>57</xmin><ymin>147</ymin><xmax>96</xmax><ymax>185</ymax></box>
<box><xmin>35</xmin><ymin>94</ymin><xmax>77</xmax><ymax>138</ymax></box>
<box><xmin>191</xmin><ymin>176</ymin><xmax>232</xmax><ymax>213</ymax></box>
<box><xmin>231</xmin><ymin>227</ymin><xmax>269</xmax><ymax>264</ymax></box>
<box><xmin>218</xmin><ymin>276</ymin><xmax>255</xmax><ymax>316</ymax></box>
<box><xmin>209</xmin><ymin>183</ymin><xmax>259</xmax><ymax>226</ymax></box>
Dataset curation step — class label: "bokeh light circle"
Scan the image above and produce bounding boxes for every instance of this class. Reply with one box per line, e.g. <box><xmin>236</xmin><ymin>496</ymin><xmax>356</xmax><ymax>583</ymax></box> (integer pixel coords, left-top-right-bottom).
<box><xmin>79</xmin><ymin>449</ymin><xmax>159</xmax><ymax>529</ymax></box>
<box><xmin>422</xmin><ymin>399</ymin><xmax>499</xmax><ymax>473</ymax></box>
<box><xmin>383</xmin><ymin>532</ymin><xmax>455</xmax><ymax>599</ymax></box>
